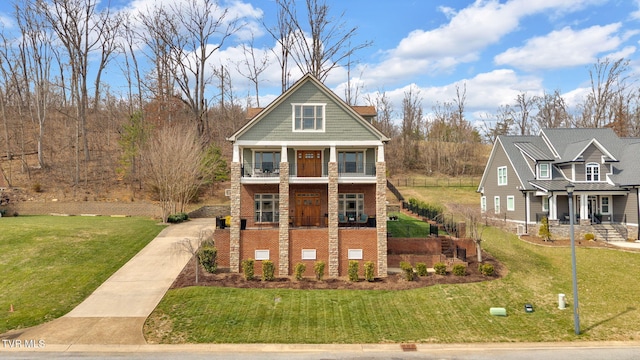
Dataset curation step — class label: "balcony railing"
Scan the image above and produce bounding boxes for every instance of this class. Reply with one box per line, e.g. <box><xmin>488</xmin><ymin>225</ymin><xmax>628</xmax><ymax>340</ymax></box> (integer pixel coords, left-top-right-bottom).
<box><xmin>241</xmin><ymin>162</ymin><xmax>377</xmax><ymax>178</ymax></box>
<box><xmin>338</xmin><ymin>163</ymin><xmax>376</xmax><ymax>177</ymax></box>
<box><xmin>242</xmin><ymin>163</ymin><xmax>280</xmax><ymax>178</ymax></box>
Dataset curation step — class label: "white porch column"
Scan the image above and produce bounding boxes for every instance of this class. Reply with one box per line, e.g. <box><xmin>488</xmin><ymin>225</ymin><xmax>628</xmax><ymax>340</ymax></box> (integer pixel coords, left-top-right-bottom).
<box><xmin>377</xmin><ymin>145</ymin><xmax>385</xmax><ymax>162</ymax></box>
<box><xmin>232</xmin><ymin>144</ymin><xmax>240</xmax><ymax>163</ymax></box>
<box><xmin>580</xmin><ymin>193</ymin><xmax>587</xmax><ymax>220</ymax></box>
<box><xmin>329</xmin><ymin>144</ymin><xmax>336</xmax><ymax>162</ymax></box>
<box><xmin>550</xmin><ymin>193</ymin><xmax>558</xmax><ymax>220</ymax></box>
<box><xmin>281</xmin><ymin>145</ymin><xmax>288</xmax><ymax>162</ymax></box>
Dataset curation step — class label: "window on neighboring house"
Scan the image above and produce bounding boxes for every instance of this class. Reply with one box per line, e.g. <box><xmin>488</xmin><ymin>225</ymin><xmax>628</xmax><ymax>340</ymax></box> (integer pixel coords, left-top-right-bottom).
<box><xmin>338</xmin><ymin>193</ymin><xmax>364</xmax><ymax>220</ymax></box>
<box><xmin>507</xmin><ymin>196</ymin><xmax>515</xmax><ymax>211</ymax></box>
<box><xmin>481</xmin><ymin>196</ymin><xmax>487</xmax><ymax>213</ymax></box>
<box><xmin>254</xmin><ymin>151</ymin><xmax>281</xmax><ymax>174</ymax></box>
<box><xmin>542</xmin><ymin>196</ymin><xmax>549</xmax><ymax>212</ymax></box>
<box><xmin>293</xmin><ymin>104</ymin><xmax>324</xmax><ymax>131</ymax></box>
<box><xmin>538</xmin><ymin>163</ymin><xmax>550</xmax><ymax>179</ymax></box>
<box><xmin>338</xmin><ymin>151</ymin><xmax>365</xmax><ymax>174</ymax></box>
<box><xmin>494</xmin><ymin>196</ymin><xmax>500</xmax><ymax>214</ymax></box>
<box><xmin>254</xmin><ymin>194</ymin><xmax>279</xmax><ymax>222</ymax></box>
<box><xmin>601</xmin><ymin>196</ymin><xmax>610</xmax><ymax>214</ymax></box>
<box><xmin>498</xmin><ymin>166</ymin><xmax>507</xmax><ymax>185</ymax></box>
<box><xmin>586</xmin><ymin>162</ymin><xmax>600</xmax><ymax>182</ymax></box>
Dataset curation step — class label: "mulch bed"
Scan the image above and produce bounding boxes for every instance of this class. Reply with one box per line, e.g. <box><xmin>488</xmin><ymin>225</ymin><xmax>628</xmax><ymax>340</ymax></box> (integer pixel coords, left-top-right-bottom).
<box><xmin>170</xmin><ymin>253</ymin><xmax>505</xmax><ymax>291</ymax></box>
<box><xmin>520</xmin><ymin>234</ymin><xmax>638</xmax><ymax>250</ymax></box>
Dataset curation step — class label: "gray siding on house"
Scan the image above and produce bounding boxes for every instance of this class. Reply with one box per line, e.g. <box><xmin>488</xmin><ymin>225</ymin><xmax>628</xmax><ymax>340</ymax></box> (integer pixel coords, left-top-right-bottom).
<box><xmin>482</xmin><ymin>143</ymin><xmax>525</xmax><ymax>222</ymax></box>
<box><xmin>530</xmin><ymin>194</ymin><xmax>547</xmax><ymax>221</ymax></box>
<box><xmin>615</xmin><ymin>192</ymin><xmax>639</xmax><ymax>224</ymax></box>
<box><xmin>238</xmin><ymin>82</ymin><xmax>380</xmax><ymax>142</ymax></box>
<box><xmin>575</xmin><ymin>144</ymin><xmax>604</xmax><ymax>181</ymax></box>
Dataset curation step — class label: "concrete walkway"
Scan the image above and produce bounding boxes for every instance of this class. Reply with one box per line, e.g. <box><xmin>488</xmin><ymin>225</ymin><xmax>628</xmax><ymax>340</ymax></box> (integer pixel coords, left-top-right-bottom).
<box><xmin>4</xmin><ymin>218</ymin><xmax>215</xmax><ymax>346</ymax></box>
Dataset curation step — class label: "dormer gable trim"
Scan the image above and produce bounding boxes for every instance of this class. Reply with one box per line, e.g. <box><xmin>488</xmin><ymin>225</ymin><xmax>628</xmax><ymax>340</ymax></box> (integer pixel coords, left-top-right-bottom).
<box><xmin>572</xmin><ymin>138</ymin><xmax>617</xmax><ymax>162</ymax></box>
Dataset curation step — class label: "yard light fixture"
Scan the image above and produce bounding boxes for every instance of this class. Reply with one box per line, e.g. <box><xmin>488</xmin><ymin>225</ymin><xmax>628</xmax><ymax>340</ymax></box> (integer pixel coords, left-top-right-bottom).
<box><xmin>566</xmin><ymin>184</ymin><xmax>580</xmax><ymax>335</ymax></box>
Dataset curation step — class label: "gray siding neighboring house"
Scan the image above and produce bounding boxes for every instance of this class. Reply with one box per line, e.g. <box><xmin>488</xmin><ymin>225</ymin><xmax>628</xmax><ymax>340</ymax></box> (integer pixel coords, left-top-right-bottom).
<box><xmin>478</xmin><ymin>128</ymin><xmax>640</xmax><ymax>241</ymax></box>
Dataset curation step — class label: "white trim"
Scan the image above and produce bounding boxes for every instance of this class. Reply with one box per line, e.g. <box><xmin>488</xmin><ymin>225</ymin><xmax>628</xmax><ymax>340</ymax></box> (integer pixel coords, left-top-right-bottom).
<box><xmin>537</xmin><ymin>163</ymin><xmax>551</xmax><ymax>179</ymax></box>
<box><xmin>348</xmin><ymin>249</ymin><xmax>363</xmax><ymax>260</ymax></box>
<box><xmin>292</xmin><ymin>103</ymin><xmax>326</xmax><ymax>132</ymax></box>
<box><xmin>497</xmin><ymin>166</ymin><xmax>507</xmax><ymax>186</ymax></box>
<box><xmin>255</xmin><ymin>250</ymin><xmax>270</xmax><ymax>260</ymax></box>
<box><xmin>301</xmin><ymin>249</ymin><xmax>317</xmax><ymax>260</ymax></box>
<box><xmin>234</xmin><ymin>140</ymin><xmax>384</xmax><ymax>147</ymax></box>
<box><xmin>494</xmin><ymin>196</ymin><xmax>500</xmax><ymax>214</ymax></box>
<box><xmin>507</xmin><ymin>196</ymin><xmax>515</xmax><ymax>211</ymax></box>
<box><xmin>481</xmin><ymin>196</ymin><xmax>487</xmax><ymax>213</ymax></box>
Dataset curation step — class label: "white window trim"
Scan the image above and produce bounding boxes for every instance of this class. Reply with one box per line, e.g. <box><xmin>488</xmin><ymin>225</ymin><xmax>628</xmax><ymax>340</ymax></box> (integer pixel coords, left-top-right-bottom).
<box><xmin>600</xmin><ymin>196</ymin><xmax>611</xmax><ymax>215</ymax></box>
<box><xmin>497</xmin><ymin>166</ymin><xmax>507</xmax><ymax>186</ymax></box>
<box><xmin>542</xmin><ymin>196</ymin><xmax>549</xmax><ymax>212</ymax></box>
<box><xmin>507</xmin><ymin>196</ymin><xmax>515</xmax><ymax>211</ymax></box>
<box><xmin>337</xmin><ymin>150</ymin><xmax>366</xmax><ymax>175</ymax></box>
<box><xmin>348</xmin><ymin>249</ymin><xmax>363</xmax><ymax>260</ymax></box>
<box><xmin>254</xmin><ymin>194</ymin><xmax>280</xmax><ymax>223</ymax></box>
<box><xmin>338</xmin><ymin>193</ymin><xmax>365</xmax><ymax>219</ymax></box>
<box><xmin>481</xmin><ymin>196</ymin><xmax>487</xmax><ymax>213</ymax></box>
<box><xmin>494</xmin><ymin>196</ymin><xmax>500</xmax><ymax>214</ymax></box>
<box><xmin>538</xmin><ymin>163</ymin><xmax>551</xmax><ymax>180</ymax></box>
<box><xmin>586</xmin><ymin>162</ymin><xmax>600</xmax><ymax>182</ymax></box>
<box><xmin>301</xmin><ymin>249</ymin><xmax>317</xmax><ymax>260</ymax></box>
<box><xmin>252</xmin><ymin>150</ymin><xmax>281</xmax><ymax>174</ymax></box>
<box><xmin>292</xmin><ymin>103</ymin><xmax>326</xmax><ymax>132</ymax></box>
<box><xmin>255</xmin><ymin>250</ymin><xmax>270</xmax><ymax>261</ymax></box>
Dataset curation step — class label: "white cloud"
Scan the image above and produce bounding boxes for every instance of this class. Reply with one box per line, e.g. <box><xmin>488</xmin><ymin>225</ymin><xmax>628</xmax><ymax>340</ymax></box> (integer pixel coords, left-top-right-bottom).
<box><xmin>494</xmin><ymin>23</ymin><xmax>631</xmax><ymax>70</ymax></box>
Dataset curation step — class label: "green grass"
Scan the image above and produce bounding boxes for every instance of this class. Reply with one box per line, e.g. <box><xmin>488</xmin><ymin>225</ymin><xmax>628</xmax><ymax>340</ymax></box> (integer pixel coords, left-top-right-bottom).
<box><xmin>146</xmin><ymin>226</ymin><xmax>640</xmax><ymax>343</ymax></box>
<box><xmin>387</xmin><ymin>212</ymin><xmax>431</xmax><ymax>237</ymax></box>
<box><xmin>0</xmin><ymin>216</ymin><xmax>164</xmax><ymax>334</ymax></box>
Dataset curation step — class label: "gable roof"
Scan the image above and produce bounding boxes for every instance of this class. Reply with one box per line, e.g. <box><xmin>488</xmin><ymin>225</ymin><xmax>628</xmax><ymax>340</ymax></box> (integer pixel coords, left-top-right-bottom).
<box><xmin>540</xmin><ymin>128</ymin><xmax>624</xmax><ymax>163</ymax></box>
<box><xmin>228</xmin><ymin>74</ymin><xmax>389</xmax><ymax>142</ymax></box>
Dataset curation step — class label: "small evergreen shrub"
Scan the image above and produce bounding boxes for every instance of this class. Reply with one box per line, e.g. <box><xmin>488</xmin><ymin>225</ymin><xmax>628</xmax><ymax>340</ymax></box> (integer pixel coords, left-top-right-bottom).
<box><xmin>584</xmin><ymin>233</ymin><xmax>595</xmax><ymax>241</ymax></box>
<box><xmin>399</xmin><ymin>261</ymin><xmax>414</xmax><ymax>281</ymax></box>
<box><xmin>242</xmin><ymin>259</ymin><xmax>255</xmax><ymax>280</ymax></box>
<box><xmin>198</xmin><ymin>246</ymin><xmax>217</xmax><ymax>273</ymax></box>
<box><xmin>364</xmin><ymin>261</ymin><xmax>375</xmax><ymax>282</ymax></box>
<box><xmin>262</xmin><ymin>260</ymin><xmax>275</xmax><ymax>281</ymax></box>
<box><xmin>434</xmin><ymin>262</ymin><xmax>447</xmax><ymax>275</ymax></box>
<box><xmin>294</xmin><ymin>262</ymin><xmax>306</xmax><ymax>281</ymax></box>
<box><xmin>415</xmin><ymin>262</ymin><xmax>428</xmax><ymax>277</ymax></box>
<box><xmin>452</xmin><ymin>264</ymin><xmax>467</xmax><ymax>276</ymax></box>
<box><xmin>348</xmin><ymin>261</ymin><xmax>359</xmax><ymax>282</ymax></box>
<box><xmin>314</xmin><ymin>261</ymin><xmax>325</xmax><ymax>280</ymax></box>
<box><xmin>539</xmin><ymin>216</ymin><xmax>551</xmax><ymax>241</ymax></box>
<box><xmin>478</xmin><ymin>263</ymin><xmax>495</xmax><ymax>276</ymax></box>
<box><xmin>167</xmin><ymin>212</ymin><xmax>189</xmax><ymax>223</ymax></box>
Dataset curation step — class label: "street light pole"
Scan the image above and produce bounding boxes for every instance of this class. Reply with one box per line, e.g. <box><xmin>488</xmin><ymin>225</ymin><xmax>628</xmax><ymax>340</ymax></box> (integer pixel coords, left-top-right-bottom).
<box><xmin>566</xmin><ymin>184</ymin><xmax>580</xmax><ymax>335</ymax></box>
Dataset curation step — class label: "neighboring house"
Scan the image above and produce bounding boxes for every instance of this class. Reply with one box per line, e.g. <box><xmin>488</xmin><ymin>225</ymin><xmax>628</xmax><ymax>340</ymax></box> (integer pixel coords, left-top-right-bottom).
<box><xmin>478</xmin><ymin>128</ymin><xmax>640</xmax><ymax>241</ymax></box>
<box><xmin>225</xmin><ymin>74</ymin><xmax>390</xmax><ymax>277</ymax></box>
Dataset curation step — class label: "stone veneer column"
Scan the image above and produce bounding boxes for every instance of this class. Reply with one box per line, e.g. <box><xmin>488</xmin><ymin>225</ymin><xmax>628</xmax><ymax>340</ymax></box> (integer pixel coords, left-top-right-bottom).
<box><xmin>278</xmin><ymin>162</ymin><xmax>290</xmax><ymax>276</ymax></box>
<box><xmin>229</xmin><ymin>162</ymin><xmax>241</xmax><ymax>273</ymax></box>
<box><xmin>328</xmin><ymin>162</ymin><xmax>339</xmax><ymax>277</ymax></box>
<box><xmin>376</xmin><ymin>162</ymin><xmax>388</xmax><ymax>277</ymax></box>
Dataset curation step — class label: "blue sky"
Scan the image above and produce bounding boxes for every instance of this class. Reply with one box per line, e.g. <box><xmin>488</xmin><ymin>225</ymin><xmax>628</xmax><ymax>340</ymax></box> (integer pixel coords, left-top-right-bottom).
<box><xmin>1</xmin><ymin>0</ymin><xmax>640</xmax><ymax>126</ymax></box>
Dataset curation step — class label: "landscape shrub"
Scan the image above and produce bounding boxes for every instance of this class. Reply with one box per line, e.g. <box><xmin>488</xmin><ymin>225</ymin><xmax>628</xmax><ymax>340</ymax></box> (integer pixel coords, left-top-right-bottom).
<box><xmin>348</xmin><ymin>261</ymin><xmax>359</xmax><ymax>282</ymax></box>
<box><xmin>399</xmin><ymin>261</ymin><xmax>414</xmax><ymax>281</ymax></box>
<box><xmin>478</xmin><ymin>263</ymin><xmax>495</xmax><ymax>276</ymax></box>
<box><xmin>294</xmin><ymin>262</ymin><xmax>306</xmax><ymax>281</ymax></box>
<box><xmin>539</xmin><ymin>216</ymin><xmax>551</xmax><ymax>241</ymax></box>
<box><xmin>407</xmin><ymin>198</ymin><xmax>444</xmax><ymax>220</ymax></box>
<box><xmin>242</xmin><ymin>259</ymin><xmax>255</xmax><ymax>280</ymax></box>
<box><xmin>198</xmin><ymin>246</ymin><xmax>217</xmax><ymax>273</ymax></box>
<box><xmin>415</xmin><ymin>262</ymin><xmax>428</xmax><ymax>277</ymax></box>
<box><xmin>434</xmin><ymin>262</ymin><xmax>447</xmax><ymax>275</ymax></box>
<box><xmin>262</xmin><ymin>260</ymin><xmax>275</xmax><ymax>281</ymax></box>
<box><xmin>314</xmin><ymin>261</ymin><xmax>325</xmax><ymax>280</ymax></box>
<box><xmin>585</xmin><ymin>233</ymin><xmax>595</xmax><ymax>241</ymax></box>
<box><xmin>364</xmin><ymin>261</ymin><xmax>375</xmax><ymax>282</ymax></box>
<box><xmin>167</xmin><ymin>212</ymin><xmax>189</xmax><ymax>223</ymax></box>
<box><xmin>452</xmin><ymin>264</ymin><xmax>467</xmax><ymax>276</ymax></box>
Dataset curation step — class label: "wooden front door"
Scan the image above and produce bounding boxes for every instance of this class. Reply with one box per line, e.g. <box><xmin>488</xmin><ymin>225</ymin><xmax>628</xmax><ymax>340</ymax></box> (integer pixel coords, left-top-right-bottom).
<box><xmin>297</xmin><ymin>150</ymin><xmax>322</xmax><ymax>177</ymax></box>
<box><xmin>295</xmin><ymin>193</ymin><xmax>321</xmax><ymax>226</ymax></box>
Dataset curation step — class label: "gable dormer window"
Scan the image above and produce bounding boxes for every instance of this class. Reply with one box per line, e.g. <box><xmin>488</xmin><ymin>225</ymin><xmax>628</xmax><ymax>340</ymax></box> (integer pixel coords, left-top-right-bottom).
<box><xmin>586</xmin><ymin>162</ymin><xmax>600</xmax><ymax>182</ymax></box>
<box><xmin>497</xmin><ymin>166</ymin><xmax>507</xmax><ymax>186</ymax></box>
<box><xmin>538</xmin><ymin>163</ymin><xmax>550</xmax><ymax>179</ymax></box>
<box><xmin>293</xmin><ymin>104</ymin><xmax>325</xmax><ymax>131</ymax></box>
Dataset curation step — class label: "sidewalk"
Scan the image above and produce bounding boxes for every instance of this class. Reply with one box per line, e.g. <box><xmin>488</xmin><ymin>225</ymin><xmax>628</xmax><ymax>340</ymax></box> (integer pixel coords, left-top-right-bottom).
<box><xmin>2</xmin><ymin>218</ymin><xmax>214</xmax><ymax>345</ymax></box>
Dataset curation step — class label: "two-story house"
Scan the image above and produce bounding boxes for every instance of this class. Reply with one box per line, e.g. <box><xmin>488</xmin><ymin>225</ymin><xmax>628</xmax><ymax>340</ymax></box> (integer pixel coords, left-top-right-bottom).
<box><xmin>223</xmin><ymin>74</ymin><xmax>390</xmax><ymax>278</ymax></box>
<box><xmin>478</xmin><ymin>128</ymin><xmax>640</xmax><ymax>241</ymax></box>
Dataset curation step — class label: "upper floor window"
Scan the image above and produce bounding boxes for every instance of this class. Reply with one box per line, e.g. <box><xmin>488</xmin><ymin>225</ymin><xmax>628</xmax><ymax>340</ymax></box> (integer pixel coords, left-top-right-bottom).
<box><xmin>293</xmin><ymin>104</ymin><xmax>324</xmax><ymax>131</ymax></box>
<box><xmin>586</xmin><ymin>162</ymin><xmax>600</xmax><ymax>182</ymax></box>
<box><xmin>338</xmin><ymin>151</ymin><xmax>364</xmax><ymax>174</ymax></box>
<box><xmin>538</xmin><ymin>163</ymin><xmax>550</xmax><ymax>179</ymax></box>
<box><xmin>254</xmin><ymin>151</ymin><xmax>280</xmax><ymax>174</ymax></box>
<box><xmin>497</xmin><ymin>166</ymin><xmax>507</xmax><ymax>186</ymax></box>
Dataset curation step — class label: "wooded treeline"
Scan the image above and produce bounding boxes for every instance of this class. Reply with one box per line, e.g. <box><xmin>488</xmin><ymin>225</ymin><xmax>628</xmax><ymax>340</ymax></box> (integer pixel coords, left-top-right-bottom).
<box><xmin>0</xmin><ymin>0</ymin><xmax>638</xmax><ymax>203</ymax></box>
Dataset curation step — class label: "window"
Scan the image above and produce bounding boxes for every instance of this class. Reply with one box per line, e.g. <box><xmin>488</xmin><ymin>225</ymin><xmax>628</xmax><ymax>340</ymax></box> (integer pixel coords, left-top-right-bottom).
<box><xmin>494</xmin><ymin>196</ymin><xmax>500</xmax><ymax>214</ymax></box>
<box><xmin>601</xmin><ymin>196</ymin><xmax>610</xmax><ymax>214</ymax></box>
<box><xmin>338</xmin><ymin>193</ymin><xmax>364</xmax><ymax>220</ymax></box>
<box><xmin>348</xmin><ymin>249</ymin><xmax>363</xmax><ymax>260</ymax></box>
<box><xmin>586</xmin><ymin>163</ymin><xmax>600</xmax><ymax>181</ymax></box>
<box><xmin>301</xmin><ymin>249</ymin><xmax>317</xmax><ymax>260</ymax></box>
<box><xmin>498</xmin><ymin>166</ymin><xmax>507</xmax><ymax>186</ymax></box>
<box><xmin>254</xmin><ymin>151</ymin><xmax>280</xmax><ymax>173</ymax></box>
<box><xmin>338</xmin><ymin>151</ymin><xmax>364</xmax><ymax>174</ymax></box>
<box><xmin>538</xmin><ymin>163</ymin><xmax>550</xmax><ymax>179</ymax></box>
<box><xmin>293</xmin><ymin>104</ymin><xmax>324</xmax><ymax>131</ymax></box>
<box><xmin>255</xmin><ymin>250</ymin><xmax>270</xmax><ymax>260</ymax></box>
<box><xmin>254</xmin><ymin>194</ymin><xmax>279</xmax><ymax>222</ymax></box>
<box><xmin>507</xmin><ymin>196</ymin><xmax>515</xmax><ymax>211</ymax></box>
<box><xmin>542</xmin><ymin>196</ymin><xmax>549</xmax><ymax>212</ymax></box>
<box><xmin>481</xmin><ymin>196</ymin><xmax>487</xmax><ymax>213</ymax></box>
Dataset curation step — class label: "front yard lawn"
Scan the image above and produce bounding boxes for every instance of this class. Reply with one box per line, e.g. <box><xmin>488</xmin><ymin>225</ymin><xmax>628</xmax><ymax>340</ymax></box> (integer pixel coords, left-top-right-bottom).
<box><xmin>386</xmin><ymin>212</ymin><xmax>431</xmax><ymax>237</ymax></box>
<box><xmin>0</xmin><ymin>216</ymin><xmax>164</xmax><ymax>334</ymax></box>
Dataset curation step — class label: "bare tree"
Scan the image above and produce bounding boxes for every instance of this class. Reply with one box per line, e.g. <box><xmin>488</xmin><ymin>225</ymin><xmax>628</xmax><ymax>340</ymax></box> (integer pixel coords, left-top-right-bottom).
<box><xmin>174</xmin><ymin>229</ymin><xmax>214</xmax><ymax>284</ymax></box>
<box><xmin>141</xmin><ymin>125</ymin><xmax>206</xmax><ymax>223</ymax></box>
<box><xmin>577</xmin><ymin>58</ymin><xmax>629</xmax><ymax>128</ymax></box>
<box><xmin>534</xmin><ymin>90</ymin><xmax>571</xmax><ymax>129</ymax></box>
<box><xmin>235</xmin><ymin>33</ymin><xmax>269</xmax><ymax>107</ymax></box>
<box><xmin>276</xmin><ymin>0</ymin><xmax>372</xmax><ymax>82</ymax></box>
<box><xmin>513</xmin><ymin>91</ymin><xmax>535</xmax><ymax>135</ymax></box>
<box><xmin>263</xmin><ymin>0</ymin><xmax>295</xmax><ymax>92</ymax></box>
<box><xmin>401</xmin><ymin>86</ymin><xmax>423</xmax><ymax>170</ymax></box>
